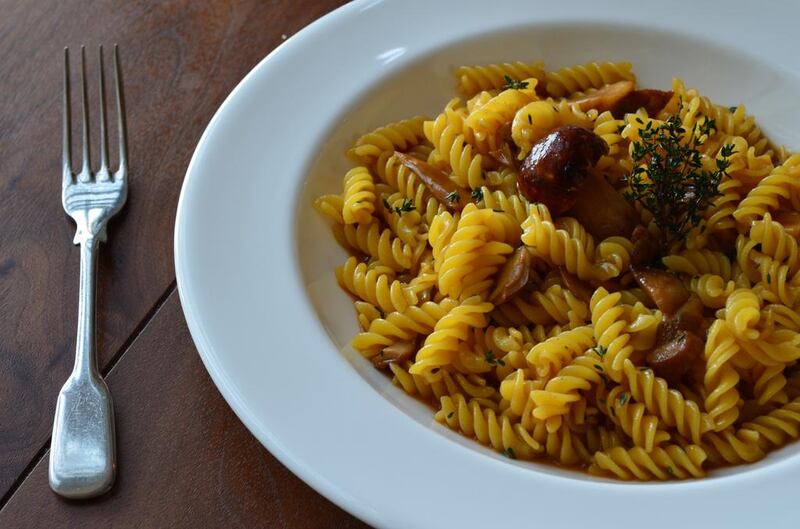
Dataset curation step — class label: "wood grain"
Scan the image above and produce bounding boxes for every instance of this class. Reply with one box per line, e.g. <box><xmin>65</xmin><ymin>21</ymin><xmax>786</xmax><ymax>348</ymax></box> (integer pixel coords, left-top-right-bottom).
<box><xmin>0</xmin><ymin>0</ymin><xmax>347</xmax><ymax>502</ymax></box>
<box><xmin>0</xmin><ymin>292</ymin><xmax>369</xmax><ymax>528</ymax></box>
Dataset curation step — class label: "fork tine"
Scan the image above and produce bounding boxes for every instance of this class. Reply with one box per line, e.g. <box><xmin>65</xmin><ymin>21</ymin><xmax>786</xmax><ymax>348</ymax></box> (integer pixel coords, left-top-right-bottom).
<box><xmin>63</xmin><ymin>48</ymin><xmax>72</xmax><ymax>185</ymax></box>
<box><xmin>96</xmin><ymin>46</ymin><xmax>110</xmax><ymax>181</ymax></box>
<box><xmin>79</xmin><ymin>46</ymin><xmax>91</xmax><ymax>181</ymax></box>
<box><xmin>113</xmin><ymin>44</ymin><xmax>127</xmax><ymax>181</ymax></box>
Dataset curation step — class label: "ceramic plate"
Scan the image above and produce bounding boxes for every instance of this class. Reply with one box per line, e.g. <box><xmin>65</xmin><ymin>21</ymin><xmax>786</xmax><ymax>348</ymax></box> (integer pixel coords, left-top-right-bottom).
<box><xmin>175</xmin><ymin>1</ymin><xmax>800</xmax><ymax>527</ymax></box>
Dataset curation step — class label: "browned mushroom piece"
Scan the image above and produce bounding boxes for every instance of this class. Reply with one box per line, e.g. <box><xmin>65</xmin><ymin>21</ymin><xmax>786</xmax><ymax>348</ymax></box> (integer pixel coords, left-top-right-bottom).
<box><xmin>558</xmin><ymin>268</ymin><xmax>593</xmax><ymax>302</ymax></box>
<box><xmin>631</xmin><ymin>267</ymin><xmax>690</xmax><ymax>315</ymax></box>
<box><xmin>660</xmin><ymin>295</ymin><xmax>705</xmax><ymax>341</ymax></box>
<box><xmin>569</xmin><ymin>80</ymin><xmax>636</xmax><ymax>113</ymax></box>
<box><xmin>372</xmin><ymin>340</ymin><xmax>417</xmax><ymax>369</ymax></box>
<box><xmin>566</xmin><ymin>172</ymin><xmax>639</xmax><ymax>239</ymax></box>
<box><xmin>517</xmin><ymin>125</ymin><xmax>609</xmax><ymax>215</ymax></box>
<box><xmin>490</xmin><ymin>246</ymin><xmax>533</xmax><ymax>305</ymax></box>
<box><xmin>630</xmin><ymin>225</ymin><xmax>661</xmax><ymax>267</ymax></box>
<box><xmin>645</xmin><ymin>330</ymin><xmax>704</xmax><ymax>386</ymax></box>
<box><xmin>394</xmin><ymin>152</ymin><xmax>471</xmax><ymax>211</ymax></box>
<box><xmin>610</xmin><ymin>89</ymin><xmax>674</xmax><ymax>118</ymax></box>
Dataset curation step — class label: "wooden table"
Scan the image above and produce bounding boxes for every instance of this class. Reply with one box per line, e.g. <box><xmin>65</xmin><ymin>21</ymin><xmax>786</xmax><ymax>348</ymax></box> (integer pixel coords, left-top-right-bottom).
<box><xmin>0</xmin><ymin>0</ymin><xmax>368</xmax><ymax>526</ymax></box>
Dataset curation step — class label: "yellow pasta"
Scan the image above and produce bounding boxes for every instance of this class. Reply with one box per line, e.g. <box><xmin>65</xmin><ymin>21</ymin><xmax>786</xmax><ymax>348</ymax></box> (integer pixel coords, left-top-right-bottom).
<box><xmin>315</xmin><ymin>59</ymin><xmax>799</xmax><ymax>480</ymax></box>
<box><xmin>589</xmin><ymin>445</ymin><xmax>707</xmax><ymax>480</ymax></box>
<box><xmin>604</xmin><ymin>386</ymin><xmax>670</xmax><ymax>452</ymax></box>
<box><xmin>348</xmin><ymin>116</ymin><xmax>427</xmax><ymax>166</ymax></box>
<box><xmin>456</xmin><ymin>61</ymin><xmax>546</xmax><ymax>97</ymax></box>
<box><xmin>544</xmin><ymin>61</ymin><xmax>635</xmax><ymax>98</ymax></box>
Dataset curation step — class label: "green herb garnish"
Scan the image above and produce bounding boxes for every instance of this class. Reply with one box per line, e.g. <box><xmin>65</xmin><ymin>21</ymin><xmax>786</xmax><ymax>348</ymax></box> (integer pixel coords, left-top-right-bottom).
<box><xmin>393</xmin><ymin>198</ymin><xmax>416</xmax><ymax>214</ymax></box>
<box><xmin>446</xmin><ymin>191</ymin><xmax>461</xmax><ymax>204</ymax></box>
<box><xmin>666</xmin><ymin>465</ymin><xmax>674</xmax><ymax>476</ymax></box>
<box><xmin>502</xmin><ymin>75</ymin><xmax>529</xmax><ymax>90</ymax></box>
<box><xmin>728</xmin><ymin>106</ymin><xmax>737</xmax><ymax>113</ymax></box>
<box><xmin>622</xmin><ymin>107</ymin><xmax>735</xmax><ymax>249</ymax></box>
<box><xmin>485</xmin><ymin>351</ymin><xmax>506</xmax><ymax>367</ymax></box>
<box><xmin>618</xmin><ymin>393</ymin><xmax>629</xmax><ymax>406</ymax></box>
<box><xmin>471</xmin><ymin>188</ymin><xmax>484</xmax><ymax>202</ymax></box>
<box><xmin>594</xmin><ymin>364</ymin><xmax>603</xmax><ymax>371</ymax></box>
<box><xmin>767</xmin><ymin>273</ymin><xmax>772</xmax><ymax>284</ymax></box>
<box><xmin>593</xmin><ymin>345</ymin><xmax>608</xmax><ymax>358</ymax></box>
<box><xmin>502</xmin><ymin>447</ymin><xmax>517</xmax><ymax>459</ymax></box>
<box><xmin>447</xmin><ymin>411</ymin><xmax>454</xmax><ymax>419</ymax></box>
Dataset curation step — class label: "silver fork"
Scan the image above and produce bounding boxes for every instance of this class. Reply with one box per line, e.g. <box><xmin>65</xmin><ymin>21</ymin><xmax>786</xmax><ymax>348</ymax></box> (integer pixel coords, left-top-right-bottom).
<box><xmin>49</xmin><ymin>45</ymin><xmax>127</xmax><ymax>499</ymax></box>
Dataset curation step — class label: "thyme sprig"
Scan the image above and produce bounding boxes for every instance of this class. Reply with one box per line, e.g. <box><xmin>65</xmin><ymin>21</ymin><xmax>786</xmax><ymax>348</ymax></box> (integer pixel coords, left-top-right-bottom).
<box><xmin>622</xmin><ymin>110</ymin><xmax>735</xmax><ymax>249</ymax></box>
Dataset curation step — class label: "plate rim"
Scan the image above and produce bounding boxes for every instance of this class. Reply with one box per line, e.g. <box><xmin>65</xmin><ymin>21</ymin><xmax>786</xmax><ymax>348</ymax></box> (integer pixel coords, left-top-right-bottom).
<box><xmin>175</xmin><ymin>1</ymin><xmax>800</xmax><ymax>527</ymax></box>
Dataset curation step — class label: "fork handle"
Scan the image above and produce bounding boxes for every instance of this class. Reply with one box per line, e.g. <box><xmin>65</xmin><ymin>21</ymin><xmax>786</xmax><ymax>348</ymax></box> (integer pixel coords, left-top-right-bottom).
<box><xmin>49</xmin><ymin>235</ymin><xmax>116</xmax><ymax>498</ymax></box>
<box><xmin>74</xmin><ymin>235</ymin><xmax>100</xmax><ymax>377</ymax></box>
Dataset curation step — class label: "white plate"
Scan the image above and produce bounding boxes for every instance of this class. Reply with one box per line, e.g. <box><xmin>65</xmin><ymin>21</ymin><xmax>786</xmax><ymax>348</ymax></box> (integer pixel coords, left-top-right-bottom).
<box><xmin>175</xmin><ymin>1</ymin><xmax>800</xmax><ymax>527</ymax></box>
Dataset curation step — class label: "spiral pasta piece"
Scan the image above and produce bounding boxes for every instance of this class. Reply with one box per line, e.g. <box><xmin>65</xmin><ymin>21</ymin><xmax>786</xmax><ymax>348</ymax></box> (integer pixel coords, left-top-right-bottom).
<box><xmin>478</xmin><ymin>187</ymin><xmax>530</xmax><ymax>225</ymax></box>
<box><xmin>622</xmin><ymin>361</ymin><xmax>711</xmax><ymax>443</ymax></box>
<box><xmin>526</xmin><ymin>326</ymin><xmax>595</xmax><ymax>379</ymax></box>
<box><xmin>701</xmin><ymin>427</ymin><xmax>764</xmax><ymax>465</ymax></box>
<box><xmin>465</xmin><ymin>80</ymin><xmax>539</xmax><ymax>145</ymax></box>
<box><xmin>704</xmin><ymin>320</ymin><xmax>741</xmax><ymax>431</ymax></box>
<box><xmin>750</xmin><ymin>213</ymin><xmax>800</xmax><ymax>272</ymax></box>
<box><xmin>530</xmin><ymin>351</ymin><xmax>604</xmax><ymax>432</ymax></box>
<box><xmin>686</xmin><ymin>178</ymin><xmax>743</xmax><ymax>250</ymax></box>
<box><xmin>313</xmin><ymin>194</ymin><xmax>344</xmax><ymax>224</ymax></box>
<box><xmin>688</xmin><ymin>274</ymin><xmax>733</xmax><ymax>309</ymax></box>
<box><xmin>336</xmin><ymin>257</ymin><xmax>418</xmax><ymax>314</ymax></box>
<box><xmin>341</xmin><ymin>221</ymin><xmax>415</xmax><ymax>271</ymax></box>
<box><xmin>351</xmin><ymin>298</ymin><xmax>459</xmax><ymax>356</ymax></box>
<box><xmin>724</xmin><ymin>289</ymin><xmax>761</xmax><ymax>340</ymax></box>
<box><xmin>436</xmin><ymin>394</ymin><xmax>542</xmax><ymax>459</ymax></box>
<box><xmin>662</xmin><ymin>249</ymin><xmax>733</xmax><ymax>280</ymax></box>
<box><xmin>424</xmin><ymin>105</ymin><xmax>486</xmax><ymax>189</ymax></box>
<box><xmin>410</xmin><ymin>296</ymin><xmax>493</xmax><ymax>378</ymax></box>
<box><xmin>436</xmin><ymin>204</ymin><xmax>517</xmax><ymax>299</ymax></box>
<box><xmin>522</xmin><ymin>205</ymin><xmax>628</xmax><ymax>281</ymax></box>
<box><xmin>590</xmin><ymin>445</ymin><xmax>707</xmax><ymax>480</ymax></box>
<box><xmin>605</xmin><ymin>386</ymin><xmax>670</xmax><ymax>452</ymax></box>
<box><xmin>734</xmin><ymin>154</ymin><xmax>800</xmax><ymax>227</ymax></box>
<box><xmin>456</xmin><ymin>61</ymin><xmax>546</xmax><ymax>97</ymax></box>
<box><xmin>742</xmin><ymin>397</ymin><xmax>800</xmax><ymax>450</ymax></box>
<box><xmin>544</xmin><ymin>61</ymin><xmax>635</xmax><ymax>98</ymax></box>
<box><xmin>590</xmin><ymin>288</ymin><xmax>633</xmax><ymax>382</ymax></box>
<box><xmin>751</xmin><ymin>364</ymin><xmax>788</xmax><ymax>405</ymax></box>
<box><xmin>348</xmin><ymin>116</ymin><xmax>427</xmax><ymax>165</ymax></box>
<box><xmin>341</xmin><ymin>166</ymin><xmax>376</xmax><ymax>224</ymax></box>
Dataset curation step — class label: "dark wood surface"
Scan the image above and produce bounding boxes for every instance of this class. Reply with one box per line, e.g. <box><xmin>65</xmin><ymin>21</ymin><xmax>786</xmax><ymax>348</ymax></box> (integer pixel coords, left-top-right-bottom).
<box><xmin>0</xmin><ymin>293</ymin><xmax>367</xmax><ymax>529</ymax></box>
<box><xmin>0</xmin><ymin>0</ymin><xmax>366</xmax><ymax>526</ymax></box>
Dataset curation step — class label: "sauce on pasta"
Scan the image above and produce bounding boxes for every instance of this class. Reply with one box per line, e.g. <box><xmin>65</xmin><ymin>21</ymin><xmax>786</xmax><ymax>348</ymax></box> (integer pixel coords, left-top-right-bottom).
<box><xmin>314</xmin><ymin>60</ymin><xmax>799</xmax><ymax>480</ymax></box>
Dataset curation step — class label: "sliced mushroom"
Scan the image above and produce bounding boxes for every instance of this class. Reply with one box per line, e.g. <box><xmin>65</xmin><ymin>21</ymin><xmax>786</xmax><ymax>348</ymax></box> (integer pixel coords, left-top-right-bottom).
<box><xmin>630</xmin><ymin>225</ymin><xmax>661</xmax><ymax>267</ymax></box>
<box><xmin>490</xmin><ymin>246</ymin><xmax>533</xmax><ymax>305</ymax></box>
<box><xmin>569</xmin><ymin>80</ymin><xmax>635</xmax><ymax>113</ymax></box>
<box><xmin>631</xmin><ymin>267</ymin><xmax>690</xmax><ymax>315</ymax></box>
<box><xmin>566</xmin><ymin>172</ymin><xmax>639</xmax><ymax>239</ymax></box>
<box><xmin>645</xmin><ymin>330</ymin><xmax>704</xmax><ymax>386</ymax></box>
<box><xmin>611</xmin><ymin>89</ymin><xmax>674</xmax><ymax>118</ymax></box>
<box><xmin>660</xmin><ymin>295</ymin><xmax>705</xmax><ymax>340</ymax></box>
<box><xmin>372</xmin><ymin>340</ymin><xmax>417</xmax><ymax>369</ymax></box>
<box><xmin>558</xmin><ymin>268</ymin><xmax>593</xmax><ymax>302</ymax></box>
<box><xmin>517</xmin><ymin>125</ymin><xmax>609</xmax><ymax>215</ymax></box>
<box><xmin>394</xmin><ymin>152</ymin><xmax>470</xmax><ymax>211</ymax></box>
